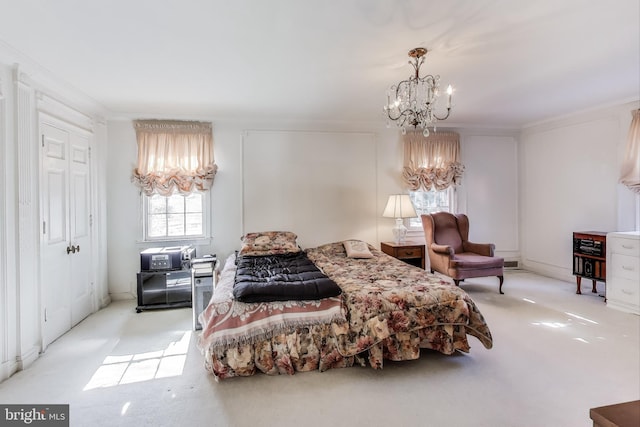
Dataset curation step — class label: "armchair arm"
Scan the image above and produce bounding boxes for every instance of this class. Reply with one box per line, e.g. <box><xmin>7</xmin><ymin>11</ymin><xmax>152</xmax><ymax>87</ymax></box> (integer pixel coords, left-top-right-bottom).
<box><xmin>463</xmin><ymin>241</ymin><xmax>495</xmax><ymax>257</ymax></box>
<box><xmin>431</xmin><ymin>243</ymin><xmax>454</xmax><ymax>256</ymax></box>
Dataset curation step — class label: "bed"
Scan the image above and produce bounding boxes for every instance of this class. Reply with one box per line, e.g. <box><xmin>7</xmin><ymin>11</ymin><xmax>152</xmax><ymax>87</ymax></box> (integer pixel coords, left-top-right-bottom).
<box><xmin>198</xmin><ymin>235</ymin><xmax>493</xmax><ymax>380</ymax></box>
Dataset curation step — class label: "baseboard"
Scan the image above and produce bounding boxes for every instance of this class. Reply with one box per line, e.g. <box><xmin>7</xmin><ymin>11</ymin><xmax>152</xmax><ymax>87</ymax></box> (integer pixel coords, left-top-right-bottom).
<box><xmin>0</xmin><ymin>358</ymin><xmax>19</xmax><ymax>383</ymax></box>
<box><xmin>521</xmin><ymin>259</ymin><xmax>573</xmax><ymax>282</ymax></box>
<box><xmin>17</xmin><ymin>345</ymin><xmax>39</xmax><ymax>370</ymax></box>
<box><xmin>1</xmin><ymin>346</ymin><xmax>41</xmax><ymax>382</ymax></box>
<box><xmin>109</xmin><ymin>292</ymin><xmax>136</xmax><ymax>301</ymax></box>
<box><xmin>100</xmin><ymin>294</ymin><xmax>112</xmax><ymax>308</ymax></box>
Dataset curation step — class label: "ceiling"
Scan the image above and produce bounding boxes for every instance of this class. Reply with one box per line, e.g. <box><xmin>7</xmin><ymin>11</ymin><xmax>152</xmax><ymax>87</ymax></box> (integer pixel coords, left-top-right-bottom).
<box><xmin>0</xmin><ymin>0</ymin><xmax>638</xmax><ymax>128</ymax></box>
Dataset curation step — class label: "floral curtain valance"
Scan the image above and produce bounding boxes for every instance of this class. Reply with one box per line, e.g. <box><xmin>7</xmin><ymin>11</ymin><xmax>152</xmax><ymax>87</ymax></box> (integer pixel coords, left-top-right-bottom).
<box><xmin>402</xmin><ymin>131</ymin><xmax>464</xmax><ymax>191</ymax></box>
<box><xmin>620</xmin><ymin>109</ymin><xmax>640</xmax><ymax>194</ymax></box>
<box><xmin>132</xmin><ymin>120</ymin><xmax>218</xmax><ymax>196</ymax></box>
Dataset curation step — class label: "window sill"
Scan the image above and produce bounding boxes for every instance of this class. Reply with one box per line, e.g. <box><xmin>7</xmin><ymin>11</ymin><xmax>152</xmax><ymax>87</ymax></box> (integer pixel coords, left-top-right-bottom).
<box><xmin>406</xmin><ymin>229</ymin><xmax>425</xmax><ymax>239</ymax></box>
<box><xmin>136</xmin><ymin>237</ymin><xmax>212</xmax><ymax>247</ymax></box>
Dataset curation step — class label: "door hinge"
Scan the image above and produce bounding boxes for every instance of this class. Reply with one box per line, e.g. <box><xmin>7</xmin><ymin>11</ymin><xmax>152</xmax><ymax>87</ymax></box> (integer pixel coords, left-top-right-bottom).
<box><xmin>44</xmin><ymin>308</ymin><xmax>47</xmax><ymax>322</ymax></box>
<box><xmin>43</xmin><ymin>221</ymin><xmax>46</xmax><ymax>234</ymax></box>
<box><xmin>89</xmin><ymin>214</ymin><xmax>93</xmax><ymax>227</ymax></box>
<box><xmin>88</xmin><ymin>146</ymin><xmax>91</xmax><ymax>159</ymax></box>
<box><xmin>41</xmin><ymin>134</ymin><xmax>45</xmax><ymax>148</ymax></box>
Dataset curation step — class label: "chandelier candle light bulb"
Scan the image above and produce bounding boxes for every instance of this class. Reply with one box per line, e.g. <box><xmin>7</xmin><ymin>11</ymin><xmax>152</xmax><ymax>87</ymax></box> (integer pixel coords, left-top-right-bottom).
<box><xmin>384</xmin><ymin>47</ymin><xmax>453</xmax><ymax>136</ymax></box>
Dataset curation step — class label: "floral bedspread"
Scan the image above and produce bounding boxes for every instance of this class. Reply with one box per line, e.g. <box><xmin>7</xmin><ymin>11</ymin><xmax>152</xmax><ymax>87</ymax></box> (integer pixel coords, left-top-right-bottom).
<box><xmin>199</xmin><ymin>242</ymin><xmax>493</xmax><ymax>380</ymax></box>
<box><xmin>198</xmin><ymin>254</ymin><xmax>346</xmax><ymax>352</ymax></box>
<box><xmin>306</xmin><ymin>242</ymin><xmax>493</xmax><ymax>356</ymax></box>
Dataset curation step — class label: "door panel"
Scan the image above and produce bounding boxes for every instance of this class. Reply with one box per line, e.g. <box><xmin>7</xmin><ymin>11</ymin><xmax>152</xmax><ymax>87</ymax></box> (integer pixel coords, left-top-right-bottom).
<box><xmin>45</xmin><ymin>168</ymin><xmax>67</xmax><ymax>244</ymax></box>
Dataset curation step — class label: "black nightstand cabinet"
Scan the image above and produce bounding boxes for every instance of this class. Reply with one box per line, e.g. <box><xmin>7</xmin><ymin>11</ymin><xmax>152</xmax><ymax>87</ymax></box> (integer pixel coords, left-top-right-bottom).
<box><xmin>136</xmin><ymin>269</ymin><xmax>192</xmax><ymax>313</ymax></box>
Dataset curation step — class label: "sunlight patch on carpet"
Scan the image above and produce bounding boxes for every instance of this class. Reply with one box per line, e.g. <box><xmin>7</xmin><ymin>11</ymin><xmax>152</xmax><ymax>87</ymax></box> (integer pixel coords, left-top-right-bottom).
<box><xmin>83</xmin><ymin>331</ymin><xmax>191</xmax><ymax>391</ymax></box>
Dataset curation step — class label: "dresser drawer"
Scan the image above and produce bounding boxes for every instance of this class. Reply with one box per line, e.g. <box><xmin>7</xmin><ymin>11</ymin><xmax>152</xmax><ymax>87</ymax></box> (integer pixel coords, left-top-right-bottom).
<box><xmin>607</xmin><ymin>277</ymin><xmax>640</xmax><ymax>308</ymax></box>
<box><xmin>610</xmin><ymin>253</ymin><xmax>640</xmax><ymax>281</ymax></box>
<box><xmin>396</xmin><ymin>247</ymin><xmax>422</xmax><ymax>259</ymax></box>
<box><xmin>610</xmin><ymin>237</ymin><xmax>640</xmax><ymax>256</ymax></box>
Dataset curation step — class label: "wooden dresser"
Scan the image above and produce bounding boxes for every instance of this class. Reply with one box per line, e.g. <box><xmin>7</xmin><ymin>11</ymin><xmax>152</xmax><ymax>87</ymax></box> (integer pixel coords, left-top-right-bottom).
<box><xmin>606</xmin><ymin>231</ymin><xmax>640</xmax><ymax>315</ymax></box>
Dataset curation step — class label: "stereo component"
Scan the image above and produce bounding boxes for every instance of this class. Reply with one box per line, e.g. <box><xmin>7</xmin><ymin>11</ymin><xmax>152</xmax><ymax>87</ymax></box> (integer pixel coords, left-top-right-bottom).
<box><xmin>140</xmin><ymin>245</ymin><xmax>195</xmax><ymax>271</ymax></box>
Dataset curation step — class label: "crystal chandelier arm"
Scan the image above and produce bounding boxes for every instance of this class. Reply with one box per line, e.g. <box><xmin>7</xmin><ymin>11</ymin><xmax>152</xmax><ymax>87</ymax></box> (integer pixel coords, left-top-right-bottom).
<box><xmin>432</xmin><ymin>108</ymin><xmax>451</xmax><ymax>121</ymax></box>
<box><xmin>433</xmin><ymin>84</ymin><xmax>453</xmax><ymax>120</ymax></box>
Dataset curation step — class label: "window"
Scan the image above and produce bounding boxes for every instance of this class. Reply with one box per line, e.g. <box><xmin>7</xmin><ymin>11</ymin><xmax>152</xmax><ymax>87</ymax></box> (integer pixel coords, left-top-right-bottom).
<box><xmin>143</xmin><ymin>192</ymin><xmax>206</xmax><ymax>240</ymax></box>
<box><xmin>132</xmin><ymin>120</ymin><xmax>217</xmax><ymax>242</ymax></box>
<box><xmin>408</xmin><ymin>188</ymin><xmax>455</xmax><ymax>229</ymax></box>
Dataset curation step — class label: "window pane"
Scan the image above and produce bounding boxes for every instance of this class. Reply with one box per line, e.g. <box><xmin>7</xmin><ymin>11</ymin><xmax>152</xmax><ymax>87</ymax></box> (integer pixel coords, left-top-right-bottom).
<box><xmin>185</xmin><ymin>213</ymin><xmax>203</xmax><ymax>235</ymax></box>
<box><xmin>149</xmin><ymin>195</ymin><xmax>167</xmax><ymax>214</ymax></box>
<box><xmin>148</xmin><ymin>214</ymin><xmax>167</xmax><ymax>237</ymax></box>
<box><xmin>167</xmin><ymin>213</ymin><xmax>185</xmax><ymax>236</ymax></box>
<box><xmin>408</xmin><ymin>189</ymin><xmax>452</xmax><ymax>228</ymax></box>
<box><xmin>185</xmin><ymin>193</ymin><xmax>202</xmax><ymax>213</ymax></box>
<box><xmin>167</xmin><ymin>194</ymin><xmax>185</xmax><ymax>214</ymax></box>
<box><xmin>145</xmin><ymin>193</ymin><xmax>206</xmax><ymax>240</ymax></box>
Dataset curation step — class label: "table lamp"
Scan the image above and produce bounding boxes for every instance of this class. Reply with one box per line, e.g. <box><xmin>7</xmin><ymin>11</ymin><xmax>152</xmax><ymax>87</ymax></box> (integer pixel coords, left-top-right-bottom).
<box><xmin>382</xmin><ymin>194</ymin><xmax>417</xmax><ymax>244</ymax></box>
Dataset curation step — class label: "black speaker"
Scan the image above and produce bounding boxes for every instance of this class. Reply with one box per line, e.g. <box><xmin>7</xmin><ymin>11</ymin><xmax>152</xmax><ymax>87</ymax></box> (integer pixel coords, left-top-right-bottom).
<box><xmin>583</xmin><ymin>259</ymin><xmax>594</xmax><ymax>278</ymax></box>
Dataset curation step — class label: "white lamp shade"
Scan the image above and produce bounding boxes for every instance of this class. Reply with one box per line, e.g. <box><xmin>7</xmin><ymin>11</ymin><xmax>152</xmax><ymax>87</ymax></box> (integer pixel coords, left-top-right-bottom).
<box><xmin>382</xmin><ymin>194</ymin><xmax>417</xmax><ymax>218</ymax></box>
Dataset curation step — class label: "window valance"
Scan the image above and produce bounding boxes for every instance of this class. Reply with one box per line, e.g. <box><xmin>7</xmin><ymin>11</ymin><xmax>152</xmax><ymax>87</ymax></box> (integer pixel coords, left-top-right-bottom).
<box><xmin>402</xmin><ymin>131</ymin><xmax>464</xmax><ymax>191</ymax></box>
<box><xmin>132</xmin><ymin>120</ymin><xmax>218</xmax><ymax>196</ymax></box>
<box><xmin>620</xmin><ymin>109</ymin><xmax>640</xmax><ymax>194</ymax></box>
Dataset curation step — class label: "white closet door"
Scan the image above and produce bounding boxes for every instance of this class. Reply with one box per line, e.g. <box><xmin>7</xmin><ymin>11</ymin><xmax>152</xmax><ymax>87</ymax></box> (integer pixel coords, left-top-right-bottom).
<box><xmin>40</xmin><ymin>122</ymin><xmax>93</xmax><ymax>347</ymax></box>
<box><xmin>69</xmin><ymin>133</ymin><xmax>92</xmax><ymax>325</ymax></box>
<box><xmin>41</xmin><ymin>123</ymin><xmax>72</xmax><ymax>347</ymax></box>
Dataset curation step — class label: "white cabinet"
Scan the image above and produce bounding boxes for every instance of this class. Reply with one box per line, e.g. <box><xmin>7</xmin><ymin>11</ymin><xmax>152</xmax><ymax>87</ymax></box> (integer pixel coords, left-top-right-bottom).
<box><xmin>192</xmin><ymin>258</ymin><xmax>219</xmax><ymax>331</ymax></box>
<box><xmin>606</xmin><ymin>231</ymin><xmax>640</xmax><ymax>315</ymax></box>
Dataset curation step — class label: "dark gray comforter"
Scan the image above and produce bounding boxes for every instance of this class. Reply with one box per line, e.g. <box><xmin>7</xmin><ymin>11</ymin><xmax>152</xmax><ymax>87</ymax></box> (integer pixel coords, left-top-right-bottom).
<box><xmin>233</xmin><ymin>252</ymin><xmax>342</xmax><ymax>303</ymax></box>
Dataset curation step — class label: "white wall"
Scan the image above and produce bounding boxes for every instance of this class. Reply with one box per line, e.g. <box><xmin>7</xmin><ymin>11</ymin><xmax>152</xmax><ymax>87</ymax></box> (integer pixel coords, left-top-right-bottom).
<box><xmin>105</xmin><ymin>121</ymin><xmax>142</xmax><ymax>299</ymax></box>
<box><xmin>106</xmin><ymin>120</ymin><xmax>520</xmax><ymax>297</ymax></box>
<box><xmin>458</xmin><ymin>132</ymin><xmax>519</xmax><ymax>261</ymax></box>
<box><xmin>242</xmin><ymin>130</ymin><xmax>378</xmax><ymax>248</ymax></box>
<box><xmin>519</xmin><ymin>101</ymin><xmax>639</xmax><ymax>281</ymax></box>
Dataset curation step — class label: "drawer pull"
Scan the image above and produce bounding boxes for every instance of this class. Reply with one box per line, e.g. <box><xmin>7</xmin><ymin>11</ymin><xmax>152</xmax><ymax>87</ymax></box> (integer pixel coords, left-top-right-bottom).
<box><xmin>622</xmin><ymin>265</ymin><xmax>635</xmax><ymax>271</ymax></box>
<box><xmin>621</xmin><ymin>289</ymin><xmax>634</xmax><ymax>295</ymax></box>
<box><xmin>404</xmin><ymin>251</ymin><xmax>414</xmax><ymax>256</ymax></box>
<box><xmin>622</xmin><ymin>244</ymin><xmax>634</xmax><ymax>249</ymax></box>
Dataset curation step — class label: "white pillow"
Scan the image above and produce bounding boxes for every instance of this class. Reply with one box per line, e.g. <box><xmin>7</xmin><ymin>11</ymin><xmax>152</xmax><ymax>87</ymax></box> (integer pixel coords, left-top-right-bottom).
<box><xmin>343</xmin><ymin>240</ymin><xmax>374</xmax><ymax>259</ymax></box>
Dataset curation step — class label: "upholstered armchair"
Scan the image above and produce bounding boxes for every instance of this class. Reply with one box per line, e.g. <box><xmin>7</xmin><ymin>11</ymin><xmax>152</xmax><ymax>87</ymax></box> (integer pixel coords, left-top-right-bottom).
<box><xmin>421</xmin><ymin>212</ymin><xmax>504</xmax><ymax>294</ymax></box>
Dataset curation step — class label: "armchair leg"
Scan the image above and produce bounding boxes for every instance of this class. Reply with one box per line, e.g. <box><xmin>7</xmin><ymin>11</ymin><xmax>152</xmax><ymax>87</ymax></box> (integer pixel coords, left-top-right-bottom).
<box><xmin>454</xmin><ymin>280</ymin><xmax>460</xmax><ymax>286</ymax></box>
<box><xmin>498</xmin><ymin>275</ymin><xmax>504</xmax><ymax>294</ymax></box>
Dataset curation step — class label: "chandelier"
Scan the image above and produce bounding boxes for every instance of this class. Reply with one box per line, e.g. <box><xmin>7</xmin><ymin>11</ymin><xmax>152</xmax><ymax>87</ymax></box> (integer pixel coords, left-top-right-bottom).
<box><xmin>384</xmin><ymin>47</ymin><xmax>453</xmax><ymax>137</ymax></box>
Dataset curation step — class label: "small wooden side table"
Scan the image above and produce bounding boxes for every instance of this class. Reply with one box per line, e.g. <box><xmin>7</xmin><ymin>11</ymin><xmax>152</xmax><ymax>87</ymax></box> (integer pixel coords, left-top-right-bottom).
<box><xmin>381</xmin><ymin>241</ymin><xmax>425</xmax><ymax>269</ymax></box>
